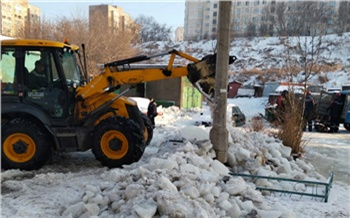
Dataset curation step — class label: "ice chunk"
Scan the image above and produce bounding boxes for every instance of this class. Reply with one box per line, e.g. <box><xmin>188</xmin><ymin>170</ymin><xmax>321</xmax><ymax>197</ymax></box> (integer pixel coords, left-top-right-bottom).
<box><xmin>236</xmin><ymin>147</ymin><xmax>251</xmax><ymax>161</ymax></box>
<box><xmin>125</xmin><ymin>184</ymin><xmax>145</xmax><ymax>200</ymax></box>
<box><xmin>62</xmin><ymin>202</ymin><xmax>85</xmax><ymax>217</ymax></box>
<box><xmin>146</xmin><ymin>158</ymin><xmax>179</xmax><ymax>171</ymax></box>
<box><xmin>180</xmin><ymin>185</ymin><xmax>200</xmax><ymax>199</ymax></box>
<box><xmin>226</xmin><ymin>200</ymin><xmax>241</xmax><ymax>218</ymax></box>
<box><xmin>211</xmin><ymin>160</ymin><xmax>229</xmax><ymax>175</ymax></box>
<box><xmin>85</xmin><ymin>203</ymin><xmax>100</xmax><ymax>216</ymax></box>
<box><xmin>133</xmin><ymin>199</ymin><xmax>157</xmax><ymax>218</ymax></box>
<box><xmin>224</xmin><ymin>177</ymin><xmax>247</xmax><ymax>195</ymax></box>
<box><xmin>180</xmin><ymin>164</ymin><xmax>200</xmax><ymax>175</ymax></box>
<box><xmin>257</xmin><ymin>209</ymin><xmax>283</xmax><ymax>218</ymax></box>
<box><xmin>241</xmin><ymin>200</ymin><xmax>254</xmax><ymax>212</ymax></box>
<box><xmin>211</xmin><ymin>186</ymin><xmax>221</xmax><ymax>197</ymax></box>
<box><xmin>218</xmin><ymin>200</ymin><xmax>233</xmax><ymax>211</ymax></box>
<box><xmin>179</xmin><ymin>126</ymin><xmax>210</xmax><ymax>141</ymax></box>
<box><xmin>157</xmin><ymin>176</ymin><xmax>178</xmax><ymax>192</ymax></box>
<box><xmin>279</xmin><ymin>145</ymin><xmax>292</xmax><ymax>157</ymax></box>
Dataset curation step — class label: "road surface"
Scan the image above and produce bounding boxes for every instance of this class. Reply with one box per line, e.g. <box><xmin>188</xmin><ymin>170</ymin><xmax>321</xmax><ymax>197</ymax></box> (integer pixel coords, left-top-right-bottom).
<box><xmin>302</xmin><ymin>126</ymin><xmax>350</xmax><ymax>185</ymax></box>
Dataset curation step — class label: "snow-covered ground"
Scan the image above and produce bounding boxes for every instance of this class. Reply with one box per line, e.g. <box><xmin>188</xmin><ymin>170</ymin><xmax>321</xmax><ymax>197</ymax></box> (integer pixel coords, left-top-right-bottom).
<box><xmin>1</xmin><ymin>96</ymin><xmax>349</xmax><ymax>218</ymax></box>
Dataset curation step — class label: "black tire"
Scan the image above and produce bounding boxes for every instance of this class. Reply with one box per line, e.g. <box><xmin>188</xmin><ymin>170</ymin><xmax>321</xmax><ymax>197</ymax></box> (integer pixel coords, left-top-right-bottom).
<box><xmin>141</xmin><ymin>113</ymin><xmax>153</xmax><ymax>146</ymax></box>
<box><xmin>1</xmin><ymin>118</ymin><xmax>51</xmax><ymax>170</ymax></box>
<box><xmin>92</xmin><ymin>116</ymin><xmax>145</xmax><ymax>168</ymax></box>
<box><xmin>344</xmin><ymin>123</ymin><xmax>350</xmax><ymax>131</ymax></box>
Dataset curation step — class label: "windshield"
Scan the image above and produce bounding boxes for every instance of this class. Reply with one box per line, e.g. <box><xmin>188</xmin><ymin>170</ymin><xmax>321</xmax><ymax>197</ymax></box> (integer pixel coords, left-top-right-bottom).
<box><xmin>61</xmin><ymin>48</ymin><xmax>84</xmax><ymax>86</ymax></box>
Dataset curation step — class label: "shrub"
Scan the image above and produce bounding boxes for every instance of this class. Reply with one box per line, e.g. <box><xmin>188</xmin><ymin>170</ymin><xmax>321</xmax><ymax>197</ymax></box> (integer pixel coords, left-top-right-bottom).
<box><xmin>275</xmin><ymin>92</ymin><xmax>305</xmax><ymax>156</ymax></box>
<box><xmin>250</xmin><ymin>116</ymin><xmax>265</xmax><ymax>132</ymax></box>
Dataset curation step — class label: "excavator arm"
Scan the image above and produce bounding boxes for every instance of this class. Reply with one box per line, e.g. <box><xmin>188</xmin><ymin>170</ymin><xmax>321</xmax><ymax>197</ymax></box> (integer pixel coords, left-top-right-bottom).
<box><xmin>74</xmin><ymin>49</ymin><xmax>236</xmax><ymax>122</ymax></box>
<box><xmin>76</xmin><ymin>49</ymin><xmax>236</xmax><ymax>102</ymax></box>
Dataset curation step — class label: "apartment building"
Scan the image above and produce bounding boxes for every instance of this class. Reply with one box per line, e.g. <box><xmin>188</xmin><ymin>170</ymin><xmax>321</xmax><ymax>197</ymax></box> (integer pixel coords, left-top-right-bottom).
<box><xmin>89</xmin><ymin>4</ymin><xmax>135</xmax><ymax>33</ymax></box>
<box><xmin>184</xmin><ymin>0</ymin><xmax>341</xmax><ymax>40</ymax></box>
<box><xmin>1</xmin><ymin>0</ymin><xmax>40</xmax><ymax>37</ymax></box>
<box><xmin>175</xmin><ymin>27</ymin><xmax>184</xmax><ymax>42</ymax></box>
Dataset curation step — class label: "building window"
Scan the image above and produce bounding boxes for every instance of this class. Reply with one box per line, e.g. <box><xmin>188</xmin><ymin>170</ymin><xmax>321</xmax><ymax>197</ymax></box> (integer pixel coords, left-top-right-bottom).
<box><xmin>206</xmin><ymin>8</ymin><xmax>210</xmax><ymax>11</ymax></box>
<box><xmin>328</xmin><ymin>1</ymin><xmax>335</xmax><ymax>6</ymax></box>
<box><xmin>205</xmin><ymin>23</ymin><xmax>209</xmax><ymax>27</ymax></box>
<box><xmin>253</xmin><ymin>17</ymin><xmax>258</xmax><ymax>22</ymax></box>
<box><xmin>245</xmin><ymin>8</ymin><xmax>249</xmax><ymax>13</ymax></box>
<box><xmin>234</xmin><ymin>26</ymin><xmax>240</xmax><ymax>31</ymax></box>
<box><xmin>244</xmin><ymin>17</ymin><xmax>248</xmax><ymax>22</ymax></box>
<box><xmin>254</xmin><ymin>1</ymin><xmax>259</xmax><ymax>5</ymax></box>
<box><xmin>254</xmin><ymin>8</ymin><xmax>259</xmax><ymax>14</ymax></box>
<box><xmin>212</xmin><ymin>27</ymin><xmax>216</xmax><ymax>32</ymax></box>
<box><xmin>262</xmin><ymin>0</ymin><xmax>267</xmax><ymax>4</ymax></box>
<box><xmin>245</xmin><ymin>1</ymin><xmax>249</xmax><ymax>6</ymax></box>
<box><xmin>213</xmin><ymin>3</ymin><xmax>217</xmax><ymax>8</ymax></box>
<box><xmin>213</xmin><ymin>19</ymin><xmax>217</xmax><ymax>24</ymax></box>
<box><xmin>213</xmin><ymin>11</ymin><xmax>217</xmax><ymax>16</ymax></box>
<box><xmin>198</xmin><ymin>12</ymin><xmax>202</xmax><ymax>17</ymax></box>
<box><xmin>271</xmin><ymin>1</ymin><xmax>276</xmax><ymax>4</ymax></box>
<box><xmin>237</xmin><ymin>9</ymin><xmax>241</xmax><ymax>15</ymax></box>
<box><xmin>205</xmin><ymin>15</ymin><xmax>210</xmax><ymax>19</ymax></box>
<box><xmin>237</xmin><ymin>1</ymin><xmax>241</xmax><ymax>6</ymax></box>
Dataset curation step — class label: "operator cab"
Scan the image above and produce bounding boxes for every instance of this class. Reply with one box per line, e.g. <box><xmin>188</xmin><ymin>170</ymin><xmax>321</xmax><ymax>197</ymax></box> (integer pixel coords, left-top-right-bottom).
<box><xmin>1</xmin><ymin>39</ymin><xmax>85</xmax><ymax>120</ymax></box>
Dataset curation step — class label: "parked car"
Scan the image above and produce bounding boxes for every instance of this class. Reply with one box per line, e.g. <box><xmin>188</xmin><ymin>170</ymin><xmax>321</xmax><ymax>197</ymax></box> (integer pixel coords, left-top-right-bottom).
<box><xmin>314</xmin><ymin>90</ymin><xmax>350</xmax><ymax>132</ymax></box>
<box><xmin>231</xmin><ymin>105</ymin><xmax>246</xmax><ymax>126</ymax></box>
<box><xmin>194</xmin><ymin>105</ymin><xmax>246</xmax><ymax>127</ymax></box>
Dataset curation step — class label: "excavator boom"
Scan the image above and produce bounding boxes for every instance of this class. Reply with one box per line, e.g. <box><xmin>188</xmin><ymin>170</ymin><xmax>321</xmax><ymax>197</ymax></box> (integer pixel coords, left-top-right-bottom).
<box><xmin>76</xmin><ymin>49</ymin><xmax>236</xmax><ymax>102</ymax></box>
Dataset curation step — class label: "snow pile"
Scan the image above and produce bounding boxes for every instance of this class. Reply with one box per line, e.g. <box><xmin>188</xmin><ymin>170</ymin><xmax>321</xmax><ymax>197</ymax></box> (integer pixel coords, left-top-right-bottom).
<box><xmin>1</xmin><ymin>100</ymin><xmax>349</xmax><ymax>217</ymax></box>
<box><xmin>60</xmin><ymin>110</ymin><xmax>323</xmax><ymax>218</ymax></box>
<box><xmin>60</xmin><ymin>130</ymin><xmax>292</xmax><ymax>217</ymax></box>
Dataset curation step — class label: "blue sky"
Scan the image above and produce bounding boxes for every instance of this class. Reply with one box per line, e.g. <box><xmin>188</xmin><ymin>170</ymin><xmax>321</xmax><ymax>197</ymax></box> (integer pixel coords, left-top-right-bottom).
<box><xmin>29</xmin><ymin>1</ymin><xmax>185</xmax><ymax>29</ymax></box>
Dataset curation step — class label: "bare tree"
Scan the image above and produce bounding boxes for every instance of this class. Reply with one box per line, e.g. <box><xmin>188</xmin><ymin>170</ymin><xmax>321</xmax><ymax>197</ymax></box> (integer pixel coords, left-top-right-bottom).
<box><xmin>267</xmin><ymin>1</ymin><xmax>334</xmax><ymax>37</ymax></box>
<box><xmin>22</xmin><ymin>12</ymin><xmax>139</xmax><ymax>77</ymax></box>
<box><xmin>134</xmin><ymin>15</ymin><xmax>172</xmax><ymax>42</ymax></box>
<box><xmin>245</xmin><ymin>22</ymin><xmax>257</xmax><ymax>38</ymax></box>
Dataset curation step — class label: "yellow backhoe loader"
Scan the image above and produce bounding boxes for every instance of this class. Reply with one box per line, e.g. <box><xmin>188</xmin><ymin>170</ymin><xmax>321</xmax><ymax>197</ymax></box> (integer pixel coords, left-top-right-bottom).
<box><xmin>1</xmin><ymin>39</ymin><xmax>236</xmax><ymax>170</ymax></box>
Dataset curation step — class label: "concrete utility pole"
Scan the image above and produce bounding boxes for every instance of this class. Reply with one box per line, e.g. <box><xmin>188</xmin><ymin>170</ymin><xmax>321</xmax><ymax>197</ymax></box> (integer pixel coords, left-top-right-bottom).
<box><xmin>209</xmin><ymin>1</ymin><xmax>231</xmax><ymax>163</ymax></box>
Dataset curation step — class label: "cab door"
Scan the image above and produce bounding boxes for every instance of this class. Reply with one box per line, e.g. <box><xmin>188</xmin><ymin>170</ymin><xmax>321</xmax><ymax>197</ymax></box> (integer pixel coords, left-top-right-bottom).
<box><xmin>23</xmin><ymin>48</ymin><xmax>70</xmax><ymax>119</ymax></box>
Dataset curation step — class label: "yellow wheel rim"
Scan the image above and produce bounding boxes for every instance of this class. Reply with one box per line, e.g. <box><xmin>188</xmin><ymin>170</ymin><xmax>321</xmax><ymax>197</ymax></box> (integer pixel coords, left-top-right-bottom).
<box><xmin>3</xmin><ymin>133</ymin><xmax>36</xmax><ymax>163</ymax></box>
<box><xmin>101</xmin><ymin>130</ymin><xmax>128</xmax><ymax>159</ymax></box>
<box><xmin>143</xmin><ymin>126</ymin><xmax>149</xmax><ymax>143</ymax></box>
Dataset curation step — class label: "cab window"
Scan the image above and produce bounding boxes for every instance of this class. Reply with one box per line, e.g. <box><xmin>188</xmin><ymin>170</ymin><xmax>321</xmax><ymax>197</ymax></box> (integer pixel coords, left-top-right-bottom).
<box><xmin>1</xmin><ymin>48</ymin><xmax>17</xmax><ymax>95</ymax></box>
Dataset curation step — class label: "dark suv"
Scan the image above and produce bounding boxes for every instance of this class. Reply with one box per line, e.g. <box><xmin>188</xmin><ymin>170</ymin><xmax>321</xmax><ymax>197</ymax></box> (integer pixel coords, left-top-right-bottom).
<box><xmin>231</xmin><ymin>105</ymin><xmax>246</xmax><ymax>126</ymax></box>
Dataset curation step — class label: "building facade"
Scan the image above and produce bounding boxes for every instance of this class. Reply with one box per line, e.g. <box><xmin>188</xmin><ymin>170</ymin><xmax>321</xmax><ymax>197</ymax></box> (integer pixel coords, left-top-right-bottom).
<box><xmin>1</xmin><ymin>0</ymin><xmax>40</xmax><ymax>37</ymax></box>
<box><xmin>89</xmin><ymin>4</ymin><xmax>135</xmax><ymax>33</ymax></box>
<box><xmin>175</xmin><ymin>27</ymin><xmax>184</xmax><ymax>42</ymax></box>
<box><xmin>184</xmin><ymin>0</ymin><xmax>341</xmax><ymax>40</ymax></box>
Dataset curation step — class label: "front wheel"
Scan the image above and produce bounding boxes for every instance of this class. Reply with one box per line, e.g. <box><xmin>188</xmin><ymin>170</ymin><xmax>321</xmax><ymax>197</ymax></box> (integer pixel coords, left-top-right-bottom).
<box><xmin>141</xmin><ymin>114</ymin><xmax>153</xmax><ymax>146</ymax></box>
<box><xmin>1</xmin><ymin>118</ymin><xmax>51</xmax><ymax>170</ymax></box>
<box><xmin>92</xmin><ymin>116</ymin><xmax>145</xmax><ymax>168</ymax></box>
<box><xmin>344</xmin><ymin>123</ymin><xmax>350</xmax><ymax>131</ymax></box>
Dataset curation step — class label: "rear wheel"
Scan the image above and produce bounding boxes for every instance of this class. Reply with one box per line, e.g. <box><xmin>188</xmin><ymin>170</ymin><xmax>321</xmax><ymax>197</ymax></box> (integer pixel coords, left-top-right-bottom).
<box><xmin>92</xmin><ymin>116</ymin><xmax>145</xmax><ymax>168</ymax></box>
<box><xmin>344</xmin><ymin>123</ymin><xmax>350</xmax><ymax>131</ymax></box>
<box><xmin>1</xmin><ymin>118</ymin><xmax>51</xmax><ymax>170</ymax></box>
